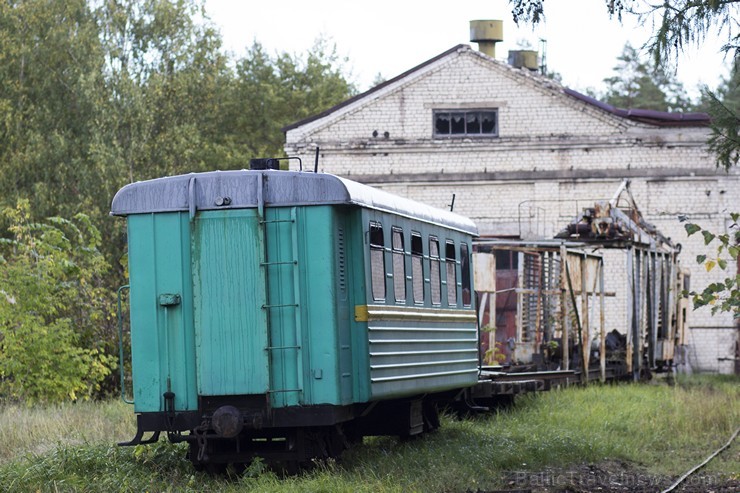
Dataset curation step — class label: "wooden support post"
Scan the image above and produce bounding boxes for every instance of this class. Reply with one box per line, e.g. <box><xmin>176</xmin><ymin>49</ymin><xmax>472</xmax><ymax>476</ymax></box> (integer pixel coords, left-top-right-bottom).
<box><xmin>516</xmin><ymin>252</ymin><xmax>524</xmax><ymax>355</ymax></box>
<box><xmin>560</xmin><ymin>244</ymin><xmax>569</xmax><ymax>371</ymax></box>
<box><xmin>626</xmin><ymin>247</ymin><xmax>635</xmax><ymax>378</ymax></box>
<box><xmin>640</xmin><ymin>248</ymin><xmax>647</xmax><ymax>380</ymax></box>
<box><xmin>581</xmin><ymin>252</ymin><xmax>589</xmax><ymax>383</ymax></box>
<box><xmin>535</xmin><ymin>252</ymin><xmax>544</xmax><ymax>348</ymax></box>
<box><xmin>599</xmin><ymin>258</ymin><xmax>606</xmax><ymax>383</ymax></box>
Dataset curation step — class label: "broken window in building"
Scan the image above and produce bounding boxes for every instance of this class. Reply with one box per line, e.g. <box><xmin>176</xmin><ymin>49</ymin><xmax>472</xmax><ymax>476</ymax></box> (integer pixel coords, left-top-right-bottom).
<box><xmin>433</xmin><ymin>109</ymin><xmax>498</xmax><ymax>137</ymax></box>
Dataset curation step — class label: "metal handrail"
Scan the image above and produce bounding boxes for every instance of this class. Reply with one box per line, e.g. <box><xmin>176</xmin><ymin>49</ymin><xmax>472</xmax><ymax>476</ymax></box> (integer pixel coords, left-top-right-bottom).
<box><xmin>117</xmin><ymin>285</ymin><xmax>134</xmax><ymax>404</ymax></box>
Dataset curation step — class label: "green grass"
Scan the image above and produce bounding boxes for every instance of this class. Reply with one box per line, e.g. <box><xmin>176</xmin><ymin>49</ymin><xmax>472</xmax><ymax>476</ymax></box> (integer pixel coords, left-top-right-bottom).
<box><xmin>0</xmin><ymin>399</ymin><xmax>135</xmax><ymax>462</ymax></box>
<box><xmin>0</xmin><ymin>375</ymin><xmax>737</xmax><ymax>492</ymax></box>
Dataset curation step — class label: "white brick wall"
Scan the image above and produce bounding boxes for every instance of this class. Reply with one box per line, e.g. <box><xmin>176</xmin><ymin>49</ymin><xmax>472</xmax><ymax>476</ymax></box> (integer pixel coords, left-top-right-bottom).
<box><xmin>686</xmin><ymin>328</ymin><xmax>738</xmax><ymax>374</ymax></box>
<box><xmin>284</xmin><ymin>44</ymin><xmax>740</xmax><ymax>374</ymax></box>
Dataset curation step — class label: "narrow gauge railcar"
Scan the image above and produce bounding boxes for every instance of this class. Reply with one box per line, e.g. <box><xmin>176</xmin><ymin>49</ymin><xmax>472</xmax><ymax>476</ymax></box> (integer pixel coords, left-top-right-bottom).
<box><xmin>111</xmin><ymin>166</ymin><xmax>478</xmax><ymax>469</ymax></box>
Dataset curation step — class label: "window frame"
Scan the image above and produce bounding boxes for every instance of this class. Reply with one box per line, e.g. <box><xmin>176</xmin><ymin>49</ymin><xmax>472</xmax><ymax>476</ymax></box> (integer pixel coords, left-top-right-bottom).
<box><xmin>391</xmin><ymin>227</ymin><xmax>406</xmax><ymax>303</ymax></box>
<box><xmin>460</xmin><ymin>242</ymin><xmax>472</xmax><ymax>307</ymax></box>
<box><xmin>445</xmin><ymin>240</ymin><xmax>458</xmax><ymax>307</ymax></box>
<box><xmin>369</xmin><ymin>221</ymin><xmax>386</xmax><ymax>302</ymax></box>
<box><xmin>429</xmin><ymin>236</ymin><xmax>442</xmax><ymax>306</ymax></box>
<box><xmin>433</xmin><ymin>109</ymin><xmax>498</xmax><ymax>138</ymax></box>
<box><xmin>411</xmin><ymin>231</ymin><xmax>424</xmax><ymax>305</ymax></box>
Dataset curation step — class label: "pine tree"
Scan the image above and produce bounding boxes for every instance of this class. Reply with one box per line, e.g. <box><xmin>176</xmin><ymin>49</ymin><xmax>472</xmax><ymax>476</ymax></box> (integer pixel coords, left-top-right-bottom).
<box><xmin>602</xmin><ymin>43</ymin><xmax>691</xmax><ymax>112</ymax></box>
<box><xmin>701</xmin><ymin>61</ymin><xmax>740</xmax><ymax>170</ymax></box>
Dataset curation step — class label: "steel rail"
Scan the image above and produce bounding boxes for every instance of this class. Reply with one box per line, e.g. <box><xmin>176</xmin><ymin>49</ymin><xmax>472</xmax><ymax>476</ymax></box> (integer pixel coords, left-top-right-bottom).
<box><xmin>660</xmin><ymin>425</ymin><xmax>740</xmax><ymax>493</ymax></box>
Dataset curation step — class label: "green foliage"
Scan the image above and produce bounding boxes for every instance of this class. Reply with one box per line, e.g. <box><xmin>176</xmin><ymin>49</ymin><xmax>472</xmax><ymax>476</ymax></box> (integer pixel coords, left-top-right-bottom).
<box><xmin>0</xmin><ymin>0</ymin><xmax>108</xmax><ymax>220</ymax></box>
<box><xmin>510</xmin><ymin>0</ymin><xmax>545</xmax><ymax>24</ymax></box>
<box><xmin>480</xmin><ymin>326</ymin><xmax>508</xmax><ymax>365</ymax></box>
<box><xmin>0</xmin><ymin>200</ymin><xmax>116</xmax><ymax>403</ymax></box>
<box><xmin>602</xmin><ymin>43</ymin><xmax>691</xmax><ymax>111</ymax></box>
<box><xmin>371</xmin><ymin>72</ymin><xmax>387</xmax><ymax>87</ymax></box>
<box><xmin>682</xmin><ymin>214</ymin><xmax>740</xmax><ymax>316</ymax></box>
<box><xmin>638</xmin><ymin>0</ymin><xmax>740</xmax><ymax>66</ymax></box>
<box><xmin>508</xmin><ymin>1</ymin><xmax>739</xmax><ymax>65</ymax></box>
<box><xmin>227</xmin><ymin>39</ymin><xmax>357</xmax><ymax>161</ymax></box>
<box><xmin>0</xmin><ymin>0</ymin><xmax>356</xmax><ymax>403</ymax></box>
<box><xmin>699</xmin><ymin>61</ymin><xmax>740</xmax><ymax>171</ymax></box>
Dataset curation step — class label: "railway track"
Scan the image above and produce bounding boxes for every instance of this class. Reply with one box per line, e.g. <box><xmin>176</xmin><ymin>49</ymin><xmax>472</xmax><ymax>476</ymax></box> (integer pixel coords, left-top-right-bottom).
<box><xmin>660</xmin><ymin>426</ymin><xmax>740</xmax><ymax>493</ymax></box>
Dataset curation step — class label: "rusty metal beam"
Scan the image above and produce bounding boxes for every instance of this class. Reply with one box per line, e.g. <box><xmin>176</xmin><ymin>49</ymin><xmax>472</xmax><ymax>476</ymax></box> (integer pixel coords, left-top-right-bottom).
<box><xmin>565</xmin><ymin>258</ymin><xmax>587</xmax><ymax>384</ymax></box>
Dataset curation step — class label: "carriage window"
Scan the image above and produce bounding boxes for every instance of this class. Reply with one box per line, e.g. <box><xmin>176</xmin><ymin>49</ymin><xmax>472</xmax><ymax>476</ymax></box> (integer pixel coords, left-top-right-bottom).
<box><xmin>460</xmin><ymin>243</ymin><xmax>471</xmax><ymax>306</ymax></box>
<box><xmin>369</xmin><ymin>222</ymin><xmax>385</xmax><ymax>301</ymax></box>
<box><xmin>411</xmin><ymin>232</ymin><xmax>424</xmax><ymax>304</ymax></box>
<box><xmin>392</xmin><ymin>228</ymin><xmax>406</xmax><ymax>302</ymax></box>
<box><xmin>429</xmin><ymin>237</ymin><xmax>441</xmax><ymax>305</ymax></box>
<box><xmin>446</xmin><ymin>241</ymin><xmax>457</xmax><ymax>306</ymax></box>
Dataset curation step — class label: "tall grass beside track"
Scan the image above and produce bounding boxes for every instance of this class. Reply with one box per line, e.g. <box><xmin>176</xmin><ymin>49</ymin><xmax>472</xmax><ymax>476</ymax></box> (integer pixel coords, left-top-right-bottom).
<box><xmin>0</xmin><ymin>375</ymin><xmax>737</xmax><ymax>492</ymax></box>
<box><xmin>0</xmin><ymin>400</ymin><xmax>134</xmax><ymax>462</ymax></box>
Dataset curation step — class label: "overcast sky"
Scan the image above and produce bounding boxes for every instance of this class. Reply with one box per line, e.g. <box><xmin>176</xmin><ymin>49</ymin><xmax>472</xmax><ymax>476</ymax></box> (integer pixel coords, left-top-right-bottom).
<box><xmin>204</xmin><ymin>0</ymin><xmax>733</xmax><ymax>100</ymax></box>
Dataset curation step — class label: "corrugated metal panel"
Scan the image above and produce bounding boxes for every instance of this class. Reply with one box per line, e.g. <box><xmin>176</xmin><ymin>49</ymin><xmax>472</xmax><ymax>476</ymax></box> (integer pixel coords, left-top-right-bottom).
<box><xmin>193</xmin><ymin>210</ymin><xmax>269</xmax><ymax>396</ymax></box>
<box><xmin>128</xmin><ymin>212</ymin><xmax>197</xmax><ymax>413</ymax></box>
<box><xmin>365</xmin><ymin>307</ymin><xmax>478</xmax><ymax>398</ymax></box>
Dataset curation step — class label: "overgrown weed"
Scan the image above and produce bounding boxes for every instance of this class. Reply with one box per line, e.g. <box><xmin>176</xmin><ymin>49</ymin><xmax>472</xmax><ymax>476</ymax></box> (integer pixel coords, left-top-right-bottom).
<box><xmin>0</xmin><ymin>375</ymin><xmax>737</xmax><ymax>492</ymax></box>
<box><xmin>0</xmin><ymin>399</ymin><xmax>134</xmax><ymax>462</ymax></box>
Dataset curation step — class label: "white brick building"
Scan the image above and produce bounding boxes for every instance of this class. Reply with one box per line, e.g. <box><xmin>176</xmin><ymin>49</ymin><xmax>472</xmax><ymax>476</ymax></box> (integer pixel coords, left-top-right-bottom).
<box><xmin>284</xmin><ymin>44</ymin><xmax>739</xmax><ymax>374</ymax></box>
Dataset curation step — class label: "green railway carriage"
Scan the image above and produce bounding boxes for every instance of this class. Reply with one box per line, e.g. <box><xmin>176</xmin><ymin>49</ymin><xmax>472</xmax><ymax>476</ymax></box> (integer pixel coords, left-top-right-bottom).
<box><xmin>111</xmin><ymin>167</ymin><xmax>478</xmax><ymax>468</ymax></box>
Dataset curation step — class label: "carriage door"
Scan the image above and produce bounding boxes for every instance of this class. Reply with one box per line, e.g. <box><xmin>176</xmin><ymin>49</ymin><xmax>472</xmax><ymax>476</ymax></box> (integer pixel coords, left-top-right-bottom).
<box><xmin>192</xmin><ymin>209</ymin><xmax>270</xmax><ymax>396</ymax></box>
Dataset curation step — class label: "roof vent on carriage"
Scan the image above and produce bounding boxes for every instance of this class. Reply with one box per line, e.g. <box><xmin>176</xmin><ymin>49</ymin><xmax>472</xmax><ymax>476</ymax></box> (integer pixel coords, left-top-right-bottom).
<box><xmin>249</xmin><ymin>158</ymin><xmax>281</xmax><ymax>170</ymax></box>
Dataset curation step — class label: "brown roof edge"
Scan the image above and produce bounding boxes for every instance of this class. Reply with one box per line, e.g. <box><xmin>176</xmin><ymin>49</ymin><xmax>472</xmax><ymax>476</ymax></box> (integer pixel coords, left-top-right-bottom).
<box><xmin>563</xmin><ymin>88</ymin><xmax>711</xmax><ymax>127</ymax></box>
<box><xmin>281</xmin><ymin>44</ymin><xmax>469</xmax><ymax>133</ymax></box>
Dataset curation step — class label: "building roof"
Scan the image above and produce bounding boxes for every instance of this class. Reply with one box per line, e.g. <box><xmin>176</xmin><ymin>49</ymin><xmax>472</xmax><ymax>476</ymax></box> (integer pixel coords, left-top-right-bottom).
<box><xmin>282</xmin><ymin>45</ymin><xmax>466</xmax><ymax>133</ymax></box>
<box><xmin>283</xmin><ymin>44</ymin><xmax>711</xmax><ymax>133</ymax></box>
<box><xmin>563</xmin><ymin>89</ymin><xmax>710</xmax><ymax>127</ymax></box>
<box><xmin>110</xmin><ymin>169</ymin><xmax>479</xmax><ymax>235</ymax></box>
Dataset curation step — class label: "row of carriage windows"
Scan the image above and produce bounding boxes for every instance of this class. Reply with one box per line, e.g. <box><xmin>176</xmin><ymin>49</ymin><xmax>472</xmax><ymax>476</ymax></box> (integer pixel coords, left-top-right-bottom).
<box><xmin>369</xmin><ymin>222</ymin><xmax>471</xmax><ymax>307</ymax></box>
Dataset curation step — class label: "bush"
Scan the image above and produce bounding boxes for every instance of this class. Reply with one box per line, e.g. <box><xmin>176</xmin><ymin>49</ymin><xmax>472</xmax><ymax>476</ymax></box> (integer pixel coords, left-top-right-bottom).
<box><xmin>0</xmin><ymin>200</ymin><xmax>116</xmax><ymax>403</ymax></box>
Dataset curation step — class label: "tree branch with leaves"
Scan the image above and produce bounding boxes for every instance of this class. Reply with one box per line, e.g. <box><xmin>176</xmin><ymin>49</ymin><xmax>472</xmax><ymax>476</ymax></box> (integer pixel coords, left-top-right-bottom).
<box><xmin>682</xmin><ymin>214</ymin><xmax>740</xmax><ymax>316</ymax></box>
<box><xmin>508</xmin><ymin>1</ymin><xmax>739</xmax><ymax>65</ymax></box>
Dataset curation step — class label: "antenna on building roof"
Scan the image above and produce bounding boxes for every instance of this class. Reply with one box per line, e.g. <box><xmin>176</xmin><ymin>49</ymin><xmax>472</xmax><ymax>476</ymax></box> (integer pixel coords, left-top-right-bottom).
<box><xmin>539</xmin><ymin>38</ymin><xmax>547</xmax><ymax>75</ymax></box>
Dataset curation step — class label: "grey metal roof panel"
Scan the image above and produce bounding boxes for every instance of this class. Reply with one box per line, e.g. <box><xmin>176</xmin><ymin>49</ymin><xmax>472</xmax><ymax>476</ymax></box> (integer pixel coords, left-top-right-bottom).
<box><xmin>111</xmin><ymin>170</ymin><xmax>478</xmax><ymax>235</ymax></box>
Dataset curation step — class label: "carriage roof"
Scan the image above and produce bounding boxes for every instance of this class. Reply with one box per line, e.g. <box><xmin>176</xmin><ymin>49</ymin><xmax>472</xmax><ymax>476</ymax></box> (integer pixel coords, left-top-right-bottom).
<box><xmin>111</xmin><ymin>170</ymin><xmax>478</xmax><ymax>236</ymax></box>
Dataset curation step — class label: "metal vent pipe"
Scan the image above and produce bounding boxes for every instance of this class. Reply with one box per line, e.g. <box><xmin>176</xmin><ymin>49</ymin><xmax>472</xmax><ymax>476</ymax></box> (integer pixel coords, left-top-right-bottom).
<box><xmin>469</xmin><ymin>20</ymin><xmax>503</xmax><ymax>58</ymax></box>
<box><xmin>508</xmin><ymin>50</ymin><xmax>539</xmax><ymax>71</ymax></box>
